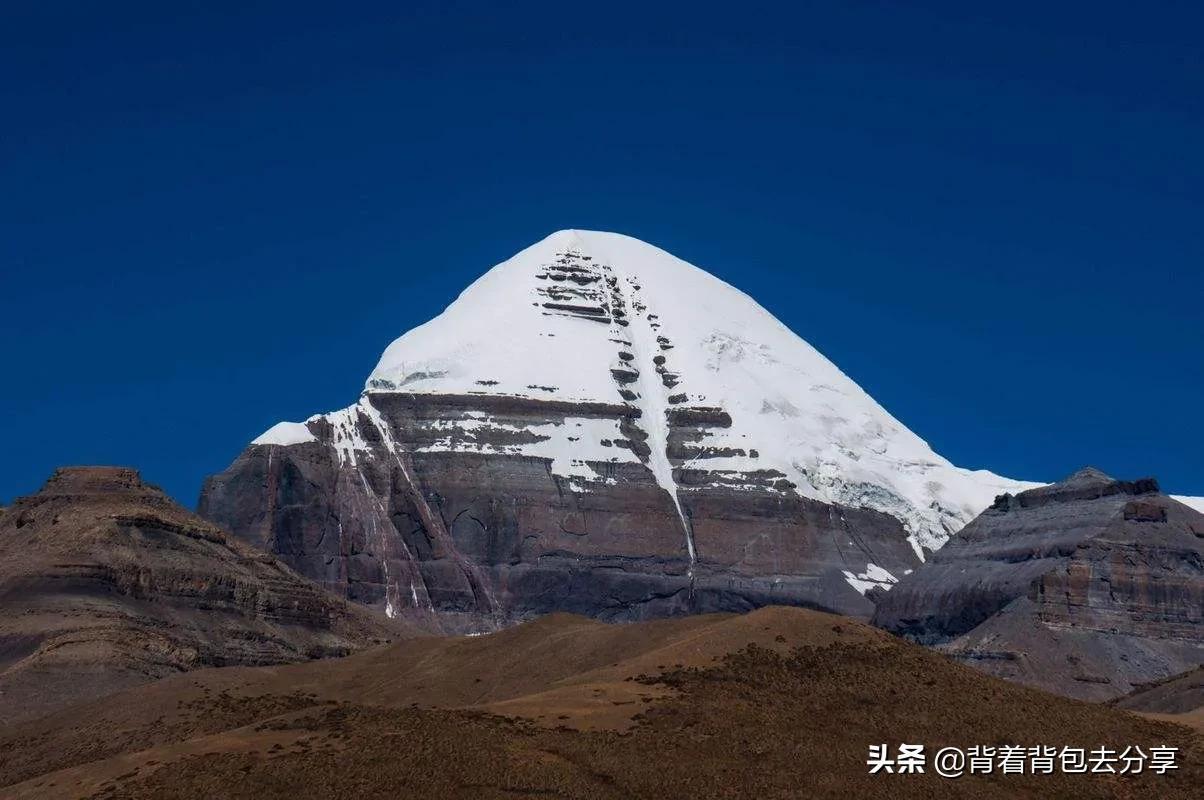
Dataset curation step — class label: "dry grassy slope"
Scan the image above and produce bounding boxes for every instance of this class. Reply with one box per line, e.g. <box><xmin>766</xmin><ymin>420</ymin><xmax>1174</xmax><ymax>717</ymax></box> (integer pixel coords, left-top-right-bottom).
<box><xmin>1</xmin><ymin>606</ymin><xmax>1201</xmax><ymax>800</ymax></box>
<box><xmin>0</xmin><ymin>607</ymin><xmax>864</xmax><ymax>788</ymax></box>
<box><xmin>1141</xmin><ymin>709</ymin><xmax>1204</xmax><ymax>736</ymax></box>
<box><xmin>1114</xmin><ymin>667</ymin><xmax>1204</xmax><ymax>734</ymax></box>
<box><xmin>1115</xmin><ymin>666</ymin><xmax>1204</xmax><ymax>714</ymax></box>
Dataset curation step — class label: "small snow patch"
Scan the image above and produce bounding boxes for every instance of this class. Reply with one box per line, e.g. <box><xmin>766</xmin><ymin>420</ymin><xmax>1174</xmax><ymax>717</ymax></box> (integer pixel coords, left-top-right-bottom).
<box><xmin>842</xmin><ymin>563</ymin><xmax>899</xmax><ymax>595</ymax></box>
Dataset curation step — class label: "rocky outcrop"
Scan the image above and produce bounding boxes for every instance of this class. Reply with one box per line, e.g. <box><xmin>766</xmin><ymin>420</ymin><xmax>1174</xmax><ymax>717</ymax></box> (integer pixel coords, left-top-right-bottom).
<box><xmin>872</xmin><ymin>467</ymin><xmax>1204</xmax><ymax>700</ymax></box>
<box><xmin>201</xmin><ymin>392</ymin><xmax>920</xmax><ymax>632</ymax></box>
<box><xmin>0</xmin><ymin>467</ymin><xmax>405</xmax><ymax>725</ymax></box>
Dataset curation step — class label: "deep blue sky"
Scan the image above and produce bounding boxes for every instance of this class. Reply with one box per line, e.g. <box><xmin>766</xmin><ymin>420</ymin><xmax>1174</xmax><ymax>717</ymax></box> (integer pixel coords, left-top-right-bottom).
<box><xmin>3</xmin><ymin>1</ymin><xmax>1201</xmax><ymax>505</ymax></box>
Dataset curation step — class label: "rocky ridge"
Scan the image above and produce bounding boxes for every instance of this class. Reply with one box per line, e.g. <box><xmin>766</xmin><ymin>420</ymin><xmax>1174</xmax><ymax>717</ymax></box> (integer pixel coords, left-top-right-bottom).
<box><xmin>0</xmin><ymin>467</ymin><xmax>404</xmax><ymax>725</ymax></box>
<box><xmin>873</xmin><ymin>467</ymin><xmax>1204</xmax><ymax>700</ymax></box>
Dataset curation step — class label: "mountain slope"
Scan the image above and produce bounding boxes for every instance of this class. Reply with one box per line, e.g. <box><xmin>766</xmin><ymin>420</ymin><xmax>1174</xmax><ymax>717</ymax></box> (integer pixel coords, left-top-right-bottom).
<box><xmin>201</xmin><ymin>230</ymin><xmax>1033</xmax><ymax>628</ymax></box>
<box><xmin>1115</xmin><ymin>666</ymin><xmax>1204</xmax><ymax>715</ymax></box>
<box><xmin>0</xmin><ymin>467</ymin><xmax>406</xmax><ymax>725</ymax></box>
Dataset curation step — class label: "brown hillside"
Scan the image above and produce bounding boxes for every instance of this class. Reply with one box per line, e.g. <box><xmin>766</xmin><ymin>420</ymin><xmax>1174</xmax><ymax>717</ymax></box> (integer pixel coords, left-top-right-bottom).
<box><xmin>1114</xmin><ymin>666</ymin><xmax>1204</xmax><ymax>734</ymax></box>
<box><xmin>0</xmin><ymin>606</ymin><xmax>1198</xmax><ymax>799</ymax></box>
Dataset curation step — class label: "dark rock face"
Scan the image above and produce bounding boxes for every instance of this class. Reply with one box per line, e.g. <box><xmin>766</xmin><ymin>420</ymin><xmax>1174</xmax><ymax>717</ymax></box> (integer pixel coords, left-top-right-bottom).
<box><xmin>0</xmin><ymin>467</ymin><xmax>403</xmax><ymax>725</ymax></box>
<box><xmin>872</xmin><ymin>467</ymin><xmax>1204</xmax><ymax>700</ymax></box>
<box><xmin>200</xmin><ymin>392</ymin><xmax>920</xmax><ymax>632</ymax></box>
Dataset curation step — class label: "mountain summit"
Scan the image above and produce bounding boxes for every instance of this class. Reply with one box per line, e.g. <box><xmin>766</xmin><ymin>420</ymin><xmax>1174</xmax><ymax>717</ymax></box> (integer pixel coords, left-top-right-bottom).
<box><xmin>201</xmin><ymin>230</ymin><xmax>1033</xmax><ymax>629</ymax></box>
<box><xmin>361</xmin><ymin>230</ymin><xmax>1034</xmax><ymax>554</ymax></box>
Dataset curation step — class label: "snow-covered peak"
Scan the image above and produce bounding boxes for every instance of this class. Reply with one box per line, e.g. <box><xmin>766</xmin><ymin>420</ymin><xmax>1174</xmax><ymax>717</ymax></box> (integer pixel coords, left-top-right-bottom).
<box><xmin>353</xmin><ymin>229</ymin><xmax>1038</xmax><ymax>554</ymax></box>
<box><xmin>369</xmin><ymin>230</ymin><xmax>761</xmax><ymax>397</ymax></box>
<box><xmin>371</xmin><ymin>228</ymin><xmax>903</xmax><ymax>420</ymax></box>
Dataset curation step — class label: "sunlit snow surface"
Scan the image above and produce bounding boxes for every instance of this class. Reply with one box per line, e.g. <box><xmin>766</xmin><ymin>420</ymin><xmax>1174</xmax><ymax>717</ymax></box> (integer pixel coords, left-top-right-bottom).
<box><xmin>1175</xmin><ymin>496</ymin><xmax>1204</xmax><ymax>514</ymax></box>
<box><xmin>259</xmin><ymin>230</ymin><xmax>1042</xmax><ymax>555</ymax></box>
<box><xmin>251</xmin><ymin>421</ymin><xmax>317</xmax><ymax>446</ymax></box>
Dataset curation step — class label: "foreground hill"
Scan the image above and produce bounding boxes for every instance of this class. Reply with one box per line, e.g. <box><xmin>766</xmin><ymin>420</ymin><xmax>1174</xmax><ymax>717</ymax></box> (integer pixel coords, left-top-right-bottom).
<box><xmin>874</xmin><ymin>467</ymin><xmax>1204</xmax><ymax>701</ymax></box>
<box><xmin>0</xmin><ymin>467</ymin><xmax>406</xmax><ymax>725</ymax></box>
<box><xmin>0</xmin><ymin>606</ymin><xmax>1198</xmax><ymax>799</ymax></box>
<box><xmin>1115</xmin><ymin>667</ymin><xmax>1204</xmax><ymax>734</ymax></box>
<box><xmin>200</xmin><ymin>230</ymin><xmax>1032</xmax><ymax>629</ymax></box>
<box><xmin>1117</xmin><ymin>667</ymin><xmax>1204</xmax><ymax>715</ymax></box>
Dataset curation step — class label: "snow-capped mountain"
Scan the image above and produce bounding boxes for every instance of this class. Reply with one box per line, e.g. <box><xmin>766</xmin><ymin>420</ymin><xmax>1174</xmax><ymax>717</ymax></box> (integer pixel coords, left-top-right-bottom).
<box><xmin>201</xmin><ymin>230</ymin><xmax>1035</xmax><ymax>630</ymax></box>
<box><xmin>364</xmin><ymin>230</ymin><xmax>1033</xmax><ymax>554</ymax></box>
